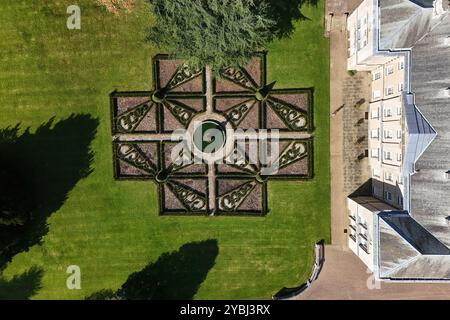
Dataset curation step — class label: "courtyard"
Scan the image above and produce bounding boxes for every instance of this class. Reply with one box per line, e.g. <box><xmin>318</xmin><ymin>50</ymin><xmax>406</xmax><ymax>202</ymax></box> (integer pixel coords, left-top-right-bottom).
<box><xmin>0</xmin><ymin>0</ymin><xmax>329</xmax><ymax>299</ymax></box>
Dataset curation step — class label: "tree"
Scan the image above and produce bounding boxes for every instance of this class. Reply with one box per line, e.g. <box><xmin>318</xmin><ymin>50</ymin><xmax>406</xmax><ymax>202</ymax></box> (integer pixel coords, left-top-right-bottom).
<box><xmin>146</xmin><ymin>0</ymin><xmax>275</xmax><ymax>73</ymax></box>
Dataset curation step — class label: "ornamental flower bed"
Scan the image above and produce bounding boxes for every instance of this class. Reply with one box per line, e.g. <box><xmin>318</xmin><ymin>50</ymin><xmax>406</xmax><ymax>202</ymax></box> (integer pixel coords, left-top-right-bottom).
<box><xmin>110</xmin><ymin>53</ymin><xmax>314</xmax><ymax>216</ymax></box>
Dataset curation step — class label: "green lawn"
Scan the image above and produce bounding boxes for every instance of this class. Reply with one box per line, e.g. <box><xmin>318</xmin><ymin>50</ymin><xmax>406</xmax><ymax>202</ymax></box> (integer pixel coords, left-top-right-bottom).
<box><xmin>0</xmin><ymin>0</ymin><xmax>329</xmax><ymax>299</ymax></box>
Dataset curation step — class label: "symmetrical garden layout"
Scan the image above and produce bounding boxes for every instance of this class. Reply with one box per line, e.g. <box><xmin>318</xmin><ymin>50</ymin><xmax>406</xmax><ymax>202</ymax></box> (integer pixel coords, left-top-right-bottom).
<box><xmin>110</xmin><ymin>53</ymin><xmax>314</xmax><ymax>216</ymax></box>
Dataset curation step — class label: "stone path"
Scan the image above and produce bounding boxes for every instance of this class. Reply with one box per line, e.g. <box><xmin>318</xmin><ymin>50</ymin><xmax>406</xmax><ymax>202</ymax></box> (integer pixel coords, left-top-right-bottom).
<box><xmin>329</xmin><ymin>10</ymin><xmax>371</xmax><ymax>247</ymax></box>
<box><xmin>329</xmin><ymin>14</ymin><xmax>349</xmax><ymax>248</ymax></box>
<box><xmin>342</xmin><ymin>72</ymin><xmax>371</xmax><ymax>195</ymax></box>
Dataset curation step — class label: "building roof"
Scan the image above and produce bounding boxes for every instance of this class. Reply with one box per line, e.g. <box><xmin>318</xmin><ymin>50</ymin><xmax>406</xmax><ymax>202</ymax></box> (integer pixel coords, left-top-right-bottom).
<box><xmin>349</xmin><ymin>195</ymin><xmax>399</xmax><ymax>212</ymax></box>
<box><xmin>403</xmin><ymin>93</ymin><xmax>437</xmax><ymax>174</ymax></box>
<box><xmin>408</xmin><ymin>12</ymin><xmax>450</xmax><ymax>249</ymax></box>
<box><xmin>379</xmin><ymin>213</ymin><xmax>450</xmax><ymax>279</ymax></box>
<box><xmin>410</xmin><ymin>0</ymin><xmax>435</xmax><ymax>8</ymax></box>
<box><xmin>379</xmin><ymin>0</ymin><xmax>434</xmax><ymax>49</ymax></box>
<box><xmin>379</xmin><ymin>217</ymin><xmax>420</xmax><ymax>277</ymax></box>
<box><xmin>376</xmin><ymin>2</ymin><xmax>450</xmax><ymax>280</ymax></box>
<box><xmin>380</xmin><ymin>213</ymin><xmax>450</xmax><ymax>255</ymax></box>
<box><xmin>385</xmin><ymin>255</ymin><xmax>450</xmax><ymax>279</ymax></box>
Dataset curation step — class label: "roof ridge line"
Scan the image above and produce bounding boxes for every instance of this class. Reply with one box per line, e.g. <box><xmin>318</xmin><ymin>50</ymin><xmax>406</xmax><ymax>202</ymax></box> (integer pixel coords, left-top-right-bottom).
<box><xmin>381</xmin><ymin>253</ymin><xmax>421</xmax><ymax>278</ymax></box>
<box><xmin>379</xmin><ymin>214</ymin><xmax>421</xmax><ymax>255</ymax></box>
<box><xmin>410</xmin><ymin>11</ymin><xmax>450</xmax><ymax>48</ymax></box>
<box><xmin>380</xmin><ymin>5</ymin><xmax>424</xmax><ymax>50</ymax></box>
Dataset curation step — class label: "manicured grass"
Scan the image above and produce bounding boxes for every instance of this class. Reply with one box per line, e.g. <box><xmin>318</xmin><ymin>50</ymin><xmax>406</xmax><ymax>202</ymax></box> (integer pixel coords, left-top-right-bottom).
<box><xmin>0</xmin><ymin>0</ymin><xmax>329</xmax><ymax>299</ymax></box>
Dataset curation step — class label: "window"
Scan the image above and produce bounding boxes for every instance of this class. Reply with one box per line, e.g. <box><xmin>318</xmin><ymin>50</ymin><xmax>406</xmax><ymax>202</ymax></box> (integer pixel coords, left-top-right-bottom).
<box><xmin>371</xmin><ymin>148</ymin><xmax>379</xmax><ymax>158</ymax></box>
<box><xmin>371</xmin><ymin>108</ymin><xmax>380</xmax><ymax>118</ymax></box>
<box><xmin>397</xmin><ymin>153</ymin><xmax>402</xmax><ymax>162</ymax></box>
<box><xmin>385</xmin><ymin>191</ymin><xmax>392</xmax><ymax>201</ymax></box>
<box><xmin>373</xmin><ymin>72</ymin><xmax>381</xmax><ymax>81</ymax></box>
<box><xmin>373</xmin><ymin>186</ymin><xmax>381</xmax><ymax>197</ymax></box>
<box><xmin>373</xmin><ymin>90</ymin><xmax>381</xmax><ymax>99</ymax></box>
<box><xmin>397</xmin><ymin>130</ymin><xmax>402</xmax><ymax>139</ymax></box>
<box><xmin>385</xmin><ymin>171</ymin><xmax>393</xmax><ymax>181</ymax></box>
<box><xmin>397</xmin><ymin>106</ymin><xmax>402</xmax><ymax>115</ymax></box>
<box><xmin>386</xmin><ymin>66</ymin><xmax>394</xmax><ymax>75</ymax></box>
<box><xmin>384</xmin><ymin>151</ymin><xmax>392</xmax><ymax>160</ymax></box>
<box><xmin>385</xmin><ymin>87</ymin><xmax>394</xmax><ymax>96</ymax></box>
<box><xmin>398</xmin><ymin>83</ymin><xmax>404</xmax><ymax>92</ymax></box>
<box><xmin>359</xmin><ymin>216</ymin><xmax>367</xmax><ymax>227</ymax></box>
<box><xmin>384</xmin><ymin>108</ymin><xmax>392</xmax><ymax>117</ymax></box>
<box><xmin>384</xmin><ymin>130</ymin><xmax>393</xmax><ymax>139</ymax></box>
<box><xmin>349</xmin><ymin>210</ymin><xmax>356</xmax><ymax>219</ymax></box>
<box><xmin>398</xmin><ymin>196</ymin><xmax>403</xmax><ymax>206</ymax></box>
<box><xmin>360</xmin><ymin>236</ymin><xmax>367</xmax><ymax>246</ymax></box>
<box><xmin>398</xmin><ymin>61</ymin><xmax>404</xmax><ymax>70</ymax></box>
<box><xmin>373</xmin><ymin>168</ymin><xmax>381</xmax><ymax>178</ymax></box>
<box><xmin>371</xmin><ymin>129</ymin><xmax>379</xmax><ymax>138</ymax></box>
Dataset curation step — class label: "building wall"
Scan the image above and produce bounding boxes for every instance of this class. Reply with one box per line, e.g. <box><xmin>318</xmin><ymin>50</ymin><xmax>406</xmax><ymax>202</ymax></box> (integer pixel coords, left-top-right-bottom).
<box><xmin>368</xmin><ymin>55</ymin><xmax>406</xmax><ymax>209</ymax></box>
<box><xmin>347</xmin><ymin>0</ymin><xmax>394</xmax><ymax>71</ymax></box>
<box><xmin>346</xmin><ymin>0</ymin><xmax>408</xmax><ymax>265</ymax></box>
<box><xmin>347</xmin><ymin>198</ymin><xmax>376</xmax><ymax>270</ymax></box>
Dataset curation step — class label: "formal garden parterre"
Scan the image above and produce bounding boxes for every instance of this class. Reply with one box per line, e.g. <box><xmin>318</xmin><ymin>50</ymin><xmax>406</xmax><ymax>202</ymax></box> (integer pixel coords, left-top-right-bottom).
<box><xmin>111</xmin><ymin>53</ymin><xmax>314</xmax><ymax>216</ymax></box>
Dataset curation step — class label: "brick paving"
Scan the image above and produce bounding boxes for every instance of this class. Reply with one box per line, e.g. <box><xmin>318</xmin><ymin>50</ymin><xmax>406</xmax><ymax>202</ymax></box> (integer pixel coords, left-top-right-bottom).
<box><xmin>298</xmin><ymin>245</ymin><xmax>450</xmax><ymax>300</ymax></box>
<box><xmin>342</xmin><ymin>72</ymin><xmax>371</xmax><ymax>195</ymax></box>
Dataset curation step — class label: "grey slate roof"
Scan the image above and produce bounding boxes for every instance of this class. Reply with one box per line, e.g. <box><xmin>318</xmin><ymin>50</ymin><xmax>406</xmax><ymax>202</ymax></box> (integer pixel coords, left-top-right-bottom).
<box><xmin>379</xmin><ymin>0</ymin><xmax>434</xmax><ymax>49</ymax></box>
<box><xmin>385</xmin><ymin>255</ymin><xmax>450</xmax><ymax>279</ymax></box>
<box><xmin>380</xmin><ymin>213</ymin><xmax>450</xmax><ymax>254</ymax></box>
<box><xmin>378</xmin><ymin>213</ymin><xmax>450</xmax><ymax>280</ymax></box>
<box><xmin>408</xmin><ymin>12</ymin><xmax>450</xmax><ymax>249</ymax></box>
<box><xmin>410</xmin><ymin>13</ymin><xmax>450</xmax><ymax>171</ymax></box>
<box><xmin>379</xmin><ymin>217</ymin><xmax>420</xmax><ymax>277</ymax></box>
<box><xmin>410</xmin><ymin>0</ymin><xmax>435</xmax><ymax>8</ymax></box>
<box><xmin>374</xmin><ymin>1</ymin><xmax>450</xmax><ymax>280</ymax></box>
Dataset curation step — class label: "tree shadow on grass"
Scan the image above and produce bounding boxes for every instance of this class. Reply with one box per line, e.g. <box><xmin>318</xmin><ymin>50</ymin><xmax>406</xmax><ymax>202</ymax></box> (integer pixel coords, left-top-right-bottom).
<box><xmin>0</xmin><ymin>114</ymin><xmax>98</xmax><ymax>273</ymax></box>
<box><xmin>257</xmin><ymin>0</ymin><xmax>319</xmax><ymax>38</ymax></box>
<box><xmin>86</xmin><ymin>239</ymin><xmax>219</xmax><ymax>300</ymax></box>
<box><xmin>0</xmin><ymin>266</ymin><xmax>43</xmax><ymax>300</ymax></box>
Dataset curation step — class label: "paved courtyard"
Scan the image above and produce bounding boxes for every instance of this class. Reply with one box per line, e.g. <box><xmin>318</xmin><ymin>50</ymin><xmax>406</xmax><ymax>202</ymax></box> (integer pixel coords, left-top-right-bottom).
<box><xmin>329</xmin><ymin>11</ymin><xmax>370</xmax><ymax>247</ymax></box>
<box><xmin>342</xmin><ymin>72</ymin><xmax>371</xmax><ymax>195</ymax></box>
<box><xmin>298</xmin><ymin>246</ymin><xmax>450</xmax><ymax>300</ymax></box>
